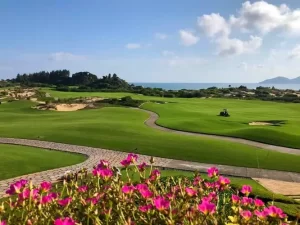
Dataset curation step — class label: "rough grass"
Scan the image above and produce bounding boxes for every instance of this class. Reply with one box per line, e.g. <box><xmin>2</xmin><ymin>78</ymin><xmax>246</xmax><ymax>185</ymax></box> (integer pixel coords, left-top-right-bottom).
<box><xmin>1</xmin><ymin>101</ymin><xmax>300</xmax><ymax>172</ymax></box>
<box><xmin>0</xmin><ymin>144</ymin><xmax>86</xmax><ymax>180</ymax></box>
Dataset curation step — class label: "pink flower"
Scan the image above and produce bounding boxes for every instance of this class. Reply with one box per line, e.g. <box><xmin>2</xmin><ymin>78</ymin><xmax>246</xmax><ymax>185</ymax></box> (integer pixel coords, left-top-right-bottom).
<box><xmin>49</xmin><ymin>192</ymin><xmax>59</xmax><ymax>199</ymax></box>
<box><xmin>240</xmin><ymin>210</ymin><xmax>252</xmax><ymax>221</ymax></box>
<box><xmin>231</xmin><ymin>195</ymin><xmax>240</xmax><ymax>204</ymax></box>
<box><xmin>254</xmin><ymin>199</ymin><xmax>264</xmax><ymax>207</ymax></box>
<box><xmin>198</xmin><ymin>201</ymin><xmax>216</xmax><ymax>215</ymax></box>
<box><xmin>185</xmin><ymin>187</ymin><xmax>197</xmax><ymax>197</ymax></box>
<box><xmin>266</xmin><ymin>206</ymin><xmax>286</xmax><ymax>218</ymax></box>
<box><xmin>0</xmin><ymin>221</ymin><xmax>7</xmax><ymax>225</ymax></box>
<box><xmin>127</xmin><ymin>153</ymin><xmax>138</xmax><ymax>163</ymax></box>
<box><xmin>122</xmin><ymin>185</ymin><xmax>136</xmax><ymax>194</ymax></box>
<box><xmin>201</xmin><ymin>197</ymin><xmax>211</xmax><ymax>203</ymax></box>
<box><xmin>86</xmin><ymin>197</ymin><xmax>99</xmax><ymax>205</ymax></box>
<box><xmin>54</xmin><ymin>217</ymin><xmax>76</xmax><ymax>225</ymax></box>
<box><xmin>254</xmin><ymin>209</ymin><xmax>268</xmax><ymax>220</ymax></box>
<box><xmin>139</xmin><ymin>204</ymin><xmax>153</xmax><ymax>212</ymax></box>
<box><xmin>19</xmin><ymin>188</ymin><xmax>39</xmax><ymax>201</ymax></box>
<box><xmin>153</xmin><ymin>196</ymin><xmax>170</xmax><ymax>211</ymax></box>
<box><xmin>120</xmin><ymin>159</ymin><xmax>131</xmax><ymax>167</ymax></box>
<box><xmin>241</xmin><ymin>197</ymin><xmax>253</xmax><ymax>206</ymax></box>
<box><xmin>218</xmin><ymin>176</ymin><xmax>230</xmax><ymax>186</ymax></box>
<box><xmin>57</xmin><ymin>197</ymin><xmax>72</xmax><ymax>206</ymax></box>
<box><xmin>207</xmin><ymin>167</ymin><xmax>219</xmax><ymax>178</ymax></box>
<box><xmin>97</xmin><ymin>160</ymin><xmax>109</xmax><ymax>169</ymax></box>
<box><xmin>136</xmin><ymin>184</ymin><xmax>153</xmax><ymax>199</ymax></box>
<box><xmin>166</xmin><ymin>192</ymin><xmax>174</xmax><ymax>200</ymax></box>
<box><xmin>138</xmin><ymin>162</ymin><xmax>147</xmax><ymax>172</ymax></box>
<box><xmin>78</xmin><ymin>185</ymin><xmax>88</xmax><ymax>193</ymax></box>
<box><xmin>150</xmin><ymin>169</ymin><xmax>160</xmax><ymax>181</ymax></box>
<box><xmin>208</xmin><ymin>192</ymin><xmax>217</xmax><ymax>201</ymax></box>
<box><xmin>40</xmin><ymin>182</ymin><xmax>52</xmax><ymax>192</ymax></box>
<box><xmin>204</xmin><ymin>182</ymin><xmax>214</xmax><ymax>189</ymax></box>
<box><xmin>18</xmin><ymin>188</ymin><xmax>30</xmax><ymax>200</ymax></box>
<box><xmin>40</xmin><ymin>195</ymin><xmax>53</xmax><ymax>205</ymax></box>
<box><xmin>193</xmin><ymin>176</ymin><xmax>202</xmax><ymax>185</ymax></box>
<box><xmin>241</xmin><ymin>185</ymin><xmax>252</xmax><ymax>196</ymax></box>
<box><xmin>92</xmin><ymin>168</ymin><xmax>113</xmax><ymax>180</ymax></box>
<box><xmin>6</xmin><ymin>179</ymin><xmax>28</xmax><ymax>195</ymax></box>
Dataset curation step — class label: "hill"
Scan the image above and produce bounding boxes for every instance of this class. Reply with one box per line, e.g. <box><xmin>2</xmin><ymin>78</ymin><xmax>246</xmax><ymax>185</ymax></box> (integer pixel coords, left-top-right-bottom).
<box><xmin>260</xmin><ymin>76</ymin><xmax>300</xmax><ymax>84</ymax></box>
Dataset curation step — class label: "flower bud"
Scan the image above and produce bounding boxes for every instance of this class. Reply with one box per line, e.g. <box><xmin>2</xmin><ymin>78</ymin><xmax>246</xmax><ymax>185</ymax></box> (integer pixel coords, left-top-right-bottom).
<box><xmin>150</xmin><ymin>156</ymin><xmax>155</xmax><ymax>164</ymax></box>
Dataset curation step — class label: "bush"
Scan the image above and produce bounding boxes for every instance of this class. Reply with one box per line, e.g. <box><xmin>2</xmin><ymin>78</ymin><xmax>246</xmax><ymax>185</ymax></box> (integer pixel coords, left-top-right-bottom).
<box><xmin>0</xmin><ymin>154</ymin><xmax>290</xmax><ymax>225</ymax></box>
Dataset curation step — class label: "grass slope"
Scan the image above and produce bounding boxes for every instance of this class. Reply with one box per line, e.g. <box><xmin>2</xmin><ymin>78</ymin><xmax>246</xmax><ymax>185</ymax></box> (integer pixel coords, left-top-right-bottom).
<box><xmin>0</xmin><ymin>101</ymin><xmax>300</xmax><ymax>172</ymax></box>
<box><xmin>141</xmin><ymin>99</ymin><xmax>300</xmax><ymax>149</ymax></box>
<box><xmin>45</xmin><ymin>89</ymin><xmax>300</xmax><ymax>149</ymax></box>
<box><xmin>0</xmin><ymin>144</ymin><xmax>85</xmax><ymax>180</ymax></box>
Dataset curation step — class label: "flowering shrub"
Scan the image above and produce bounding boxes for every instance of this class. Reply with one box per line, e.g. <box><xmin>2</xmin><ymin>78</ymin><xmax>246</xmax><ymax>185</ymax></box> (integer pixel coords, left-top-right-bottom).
<box><xmin>0</xmin><ymin>154</ymin><xmax>290</xmax><ymax>225</ymax></box>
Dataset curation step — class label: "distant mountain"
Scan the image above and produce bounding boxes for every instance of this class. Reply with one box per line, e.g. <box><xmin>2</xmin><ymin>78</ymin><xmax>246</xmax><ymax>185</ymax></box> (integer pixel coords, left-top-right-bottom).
<box><xmin>260</xmin><ymin>76</ymin><xmax>300</xmax><ymax>84</ymax></box>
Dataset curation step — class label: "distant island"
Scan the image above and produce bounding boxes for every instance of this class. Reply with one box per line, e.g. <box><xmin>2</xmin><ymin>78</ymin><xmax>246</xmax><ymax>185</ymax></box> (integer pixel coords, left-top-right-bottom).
<box><xmin>260</xmin><ymin>76</ymin><xmax>300</xmax><ymax>84</ymax></box>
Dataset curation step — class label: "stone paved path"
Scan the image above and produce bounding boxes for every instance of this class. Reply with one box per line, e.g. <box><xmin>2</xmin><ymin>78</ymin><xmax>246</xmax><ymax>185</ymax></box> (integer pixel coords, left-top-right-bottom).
<box><xmin>1</xmin><ymin>138</ymin><xmax>300</xmax><ymax>197</ymax></box>
<box><xmin>253</xmin><ymin>178</ymin><xmax>300</xmax><ymax>196</ymax></box>
<box><xmin>140</xmin><ymin>108</ymin><xmax>300</xmax><ymax>156</ymax></box>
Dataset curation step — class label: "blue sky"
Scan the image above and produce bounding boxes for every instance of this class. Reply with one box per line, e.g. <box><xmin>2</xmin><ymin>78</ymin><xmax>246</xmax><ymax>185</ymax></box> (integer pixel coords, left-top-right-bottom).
<box><xmin>1</xmin><ymin>0</ymin><xmax>300</xmax><ymax>82</ymax></box>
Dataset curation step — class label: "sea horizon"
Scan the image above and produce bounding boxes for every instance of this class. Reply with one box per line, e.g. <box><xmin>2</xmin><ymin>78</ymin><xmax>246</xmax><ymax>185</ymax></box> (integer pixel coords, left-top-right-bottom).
<box><xmin>132</xmin><ymin>83</ymin><xmax>300</xmax><ymax>91</ymax></box>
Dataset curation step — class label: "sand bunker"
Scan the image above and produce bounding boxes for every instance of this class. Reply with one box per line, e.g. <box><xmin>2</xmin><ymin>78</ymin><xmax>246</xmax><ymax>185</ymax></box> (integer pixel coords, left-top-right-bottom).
<box><xmin>55</xmin><ymin>104</ymin><xmax>87</xmax><ymax>111</ymax></box>
<box><xmin>30</xmin><ymin>98</ymin><xmax>45</xmax><ymax>104</ymax></box>
<box><xmin>35</xmin><ymin>103</ymin><xmax>87</xmax><ymax>111</ymax></box>
<box><xmin>249</xmin><ymin>122</ymin><xmax>272</xmax><ymax>126</ymax></box>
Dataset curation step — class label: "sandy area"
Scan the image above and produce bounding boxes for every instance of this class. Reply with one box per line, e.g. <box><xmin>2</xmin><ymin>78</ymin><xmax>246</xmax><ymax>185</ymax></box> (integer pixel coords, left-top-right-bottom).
<box><xmin>16</xmin><ymin>91</ymin><xmax>35</xmax><ymax>98</ymax></box>
<box><xmin>249</xmin><ymin>122</ymin><xmax>272</xmax><ymax>126</ymax></box>
<box><xmin>253</xmin><ymin>178</ymin><xmax>300</xmax><ymax>195</ymax></box>
<box><xmin>30</xmin><ymin>98</ymin><xmax>46</xmax><ymax>104</ymax></box>
<box><xmin>55</xmin><ymin>104</ymin><xmax>87</xmax><ymax>111</ymax></box>
<box><xmin>85</xmin><ymin>97</ymin><xmax>104</xmax><ymax>103</ymax></box>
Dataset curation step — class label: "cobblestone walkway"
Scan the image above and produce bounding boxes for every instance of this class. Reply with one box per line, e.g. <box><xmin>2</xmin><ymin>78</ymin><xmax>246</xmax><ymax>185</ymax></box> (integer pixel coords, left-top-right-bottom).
<box><xmin>0</xmin><ymin>138</ymin><xmax>300</xmax><ymax>196</ymax></box>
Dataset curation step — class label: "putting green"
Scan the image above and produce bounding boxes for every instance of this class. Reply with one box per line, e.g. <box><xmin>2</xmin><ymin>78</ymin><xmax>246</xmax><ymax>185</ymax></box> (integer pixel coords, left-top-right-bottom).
<box><xmin>1</xmin><ymin>100</ymin><xmax>300</xmax><ymax>172</ymax></box>
<box><xmin>0</xmin><ymin>144</ymin><xmax>85</xmax><ymax>180</ymax></box>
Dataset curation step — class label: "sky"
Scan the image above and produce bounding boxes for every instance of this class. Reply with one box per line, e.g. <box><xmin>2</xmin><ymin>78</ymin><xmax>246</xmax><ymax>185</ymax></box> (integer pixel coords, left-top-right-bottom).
<box><xmin>1</xmin><ymin>0</ymin><xmax>300</xmax><ymax>83</ymax></box>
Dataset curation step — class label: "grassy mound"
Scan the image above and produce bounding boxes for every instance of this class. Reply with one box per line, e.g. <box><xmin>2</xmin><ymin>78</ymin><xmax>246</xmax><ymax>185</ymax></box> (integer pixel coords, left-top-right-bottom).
<box><xmin>0</xmin><ymin>144</ymin><xmax>85</xmax><ymax>180</ymax></box>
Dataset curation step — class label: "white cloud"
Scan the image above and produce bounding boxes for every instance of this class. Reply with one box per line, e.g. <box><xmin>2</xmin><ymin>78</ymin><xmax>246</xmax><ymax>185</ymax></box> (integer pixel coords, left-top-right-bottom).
<box><xmin>179</xmin><ymin>30</ymin><xmax>199</xmax><ymax>46</ymax></box>
<box><xmin>198</xmin><ymin>13</ymin><xmax>230</xmax><ymax>37</ymax></box>
<box><xmin>253</xmin><ymin>64</ymin><xmax>264</xmax><ymax>69</ymax></box>
<box><xmin>162</xmin><ymin>51</ymin><xmax>175</xmax><ymax>57</ymax></box>
<box><xmin>288</xmin><ymin>45</ymin><xmax>300</xmax><ymax>59</ymax></box>
<box><xmin>238</xmin><ymin>62</ymin><xmax>248</xmax><ymax>71</ymax></box>
<box><xmin>125</xmin><ymin>43</ymin><xmax>141</xmax><ymax>49</ymax></box>
<box><xmin>48</xmin><ymin>52</ymin><xmax>85</xmax><ymax>61</ymax></box>
<box><xmin>167</xmin><ymin>57</ymin><xmax>207</xmax><ymax>67</ymax></box>
<box><xmin>155</xmin><ymin>33</ymin><xmax>168</xmax><ymax>40</ymax></box>
<box><xmin>216</xmin><ymin>35</ymin><xmax>262</xmax><ymax>56</ymax></box>
<box><xmin>238</xmin><ymin>62</ymin><xmax>264</xmax><ymax>71</ymax></box>
<box><xmin>230</xmin><ymin>1</ymin><xmax>300</xmax><ymax>35</ymax></box>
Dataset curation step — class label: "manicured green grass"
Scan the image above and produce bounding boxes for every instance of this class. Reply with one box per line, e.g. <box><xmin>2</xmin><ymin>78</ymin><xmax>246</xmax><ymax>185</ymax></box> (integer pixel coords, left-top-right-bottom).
<box><xmin>45</xmin><ymin>89</ymin><xmax>300</xmax><ymax>149</ymax></box>
<box><xmin>1</xmin><ymin>101</ymin><xmax>300</xmax><ymax>172</ymax></box>
<box><xmin>0</xmin><ymin>144</ymin><xmax>86</xmax><ymax>180</ymax></box>
<box><xmin>142</xmin><ymin>99</ymin><xmax>300</xmax><ymax>149</ymax></box>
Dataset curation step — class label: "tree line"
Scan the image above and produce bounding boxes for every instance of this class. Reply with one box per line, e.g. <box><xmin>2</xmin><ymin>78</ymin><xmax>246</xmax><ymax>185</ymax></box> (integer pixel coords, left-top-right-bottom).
<box><xmin>4</xmin><ymin>69</ymin><xmax>300</xmax><ymax>103</ymax></box>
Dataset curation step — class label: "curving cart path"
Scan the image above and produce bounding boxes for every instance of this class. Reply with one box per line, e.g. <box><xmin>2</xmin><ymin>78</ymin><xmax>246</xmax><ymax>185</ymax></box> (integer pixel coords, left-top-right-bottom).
<box><xmin>1</xmin><ymin>109</ymin><xmax>300</xmax><ymax>196</ymax></box>
<box><xmin>140</xmin><ymin>108</ymin><xmax>300</xmax><ymax>156</ymax></box>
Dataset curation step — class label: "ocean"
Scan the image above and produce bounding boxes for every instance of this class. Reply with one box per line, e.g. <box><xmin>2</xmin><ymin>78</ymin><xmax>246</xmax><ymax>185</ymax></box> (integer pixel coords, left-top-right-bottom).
<box><xmin>133</xmin><ymin>83</ymin><xmax>300</xmax><ymax>91</ymax></box>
